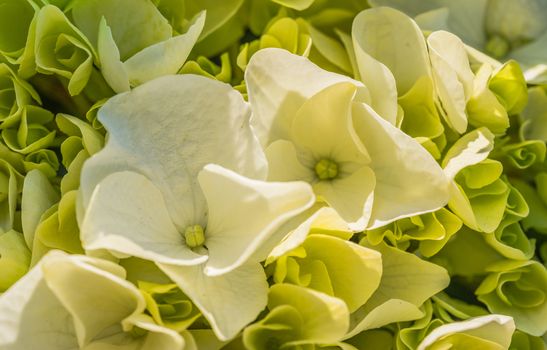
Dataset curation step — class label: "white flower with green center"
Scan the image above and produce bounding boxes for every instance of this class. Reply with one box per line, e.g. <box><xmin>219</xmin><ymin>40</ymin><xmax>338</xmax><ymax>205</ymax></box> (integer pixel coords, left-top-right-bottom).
<box><xmin>245</xmin><ymin>48</ymin><xmax>450</xmax><ymax>230</ymax></box>
<box><xmin>0</xmin><ymin>251</ymin><xmax>190</xmax><ymax>350</ymax></box>
<box><xmin>79</xmin><ymin>74</ymin><xmax>315</xmax><ymax>341</ymax></box>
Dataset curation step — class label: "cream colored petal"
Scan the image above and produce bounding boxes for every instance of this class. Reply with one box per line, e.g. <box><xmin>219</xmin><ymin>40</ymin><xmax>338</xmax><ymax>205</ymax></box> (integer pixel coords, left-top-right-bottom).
<box><xmin>159</xmin><ymin>262</ymin><xmax>268</xmax><ymax>341</ymax></box>
<box><xmin>313</xmin><ymin>166</ymin><xmax>376</xmax><ymax>231</ymax></box>
<box><xmin>198</xmin><ymin>164</ymin><xmax>315</xmax><ymax>276</ymax></box>
<box><xmin>353</xmin><ymin>103</ymin><xmax>450</xmax><ymax>228</ymax></box>
<box><xmin>245</xmin><ymin>48</ymin><xmax>369</xmax><ymax>146</ymax></box>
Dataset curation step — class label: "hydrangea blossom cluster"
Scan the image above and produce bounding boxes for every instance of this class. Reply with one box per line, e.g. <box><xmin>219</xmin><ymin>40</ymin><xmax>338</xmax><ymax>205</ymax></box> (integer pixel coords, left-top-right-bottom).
<box><xmin>0</xmin><ymin>0</ymin><xmax>546</xmax><ymax>349</ymax></box>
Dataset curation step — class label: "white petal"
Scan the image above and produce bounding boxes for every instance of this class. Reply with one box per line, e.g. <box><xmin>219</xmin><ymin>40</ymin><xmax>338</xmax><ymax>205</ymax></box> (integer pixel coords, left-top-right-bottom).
<box><xmin>245</xmin><ymin>48</ymin><xmax>369</xmax><ymax>146</ymax></box>
<box><xmin>0</xmin><ymin>251</ymin><xmax>79</xmax><ymax>350</ymax></box>
<box><xmin>42</xmin><ymin>254</ymin><xmax>145</xmax><ymax>347</ymax></box>
<box><xmin>353</xmin><ymin>103</ymin><xmax>450</xmax><ymax>228</ymax></box>
<box><xmin>417</xmin><ymin>315</ymin><xmax>515</xmax><ymax>350</ymax></box>
<box><xmin>428</xmin><ymin>30</ymin><xmax>474</xmax><ymax>133</ymax></box>
<box><xmin>267</xmin><ymin>207</ymin><xmax>345</xmax><ymax>262</ymax></box>
<box><xmin>81</xmin><ymin>171</ymin><xmax>207</xmax><ymax>266</ymax></box>
<box><xmin>80</xmin><ymin>75</ymin><xmax>266</xmax><ymax>229</ymax></box>
<box><xmin>159</xmin><ymin>262</ymin><xmax>268</xmax><ymax>341</ymax></box>
<box><xmin>313</xmin><ymin>166</ymin><xmax>376</xmax><ymax>231</ymax></box>
<box><xmin>351</xmin><ymin>10</ymin><xmax>398</xmax><ymax>124</ymax></box>
<box><xmin>198</xmin><ymin>164</ymin><xmax>315</xmax><ymax>276</ymax></box>
<box><xmin>442</xmin><ymin>127</ymin><xmax>495</xmax><ymax>179</ymax></box>
<box><xmin>351</xmin><ymin>7</ymin><xmax>431</xmax><ymax>96</ymax></box>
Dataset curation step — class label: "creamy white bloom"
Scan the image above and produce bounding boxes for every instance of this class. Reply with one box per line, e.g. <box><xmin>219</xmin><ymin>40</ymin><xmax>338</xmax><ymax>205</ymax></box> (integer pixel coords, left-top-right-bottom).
<box><xmin>245</xmin><ymin>48</ymin><xmax>450</xmax><ymax>230</ymax></box>
<box><xmin>79</xmin><ymin>74</ymin><xmax>315</xmax><ymax>340</ymax></box>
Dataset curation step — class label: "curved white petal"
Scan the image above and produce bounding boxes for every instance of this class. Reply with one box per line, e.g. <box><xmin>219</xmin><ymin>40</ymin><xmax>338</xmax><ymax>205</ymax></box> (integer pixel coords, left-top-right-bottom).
<box><xmin>42</xmin><ymin>255</ymin><xmax>145</xmax><ymax>347</ymax></box>
<box><xmin>353</xmin><ymin>103</ymin><xmax>450</xmax><ymax>228</ymax></box>
<box><xmin>81</xmin><ymin>171</ymin><xmax>207</xmax><ymax>266</ymax></box>
<box><xmin>442</xmin><ymin>127</ymin><xmax>495</xmax><ymax>179</ymax></box>
<box><xmin>352</xmin><ymin>7</ymin><xmax>431</xmax><ymax>96</ymax></box>
<box><xmin>313</xmin><ymin>166</ymin><xmax>376</xmax><ymax>231</ymax></box>
<box><xmin>159</xmin><ymin>262</ymin><xmax>268</xmax><ymax>341</ymax></box>
<box><xmin>245</xmin><ymin>48</ymin><xmax>369</xmax><ymax>146</ymax></box>
<box><xmin>198</xmin><ymin>164</ymin><xmax>315</xmax><ymax>276</ymax></box>
<box><xmin>428</xmin><ymin>30</ymin><xmax>474</xmax><ymax>133</ymax></box>
<box><xmin>0</xmin><ymin>251</ymin><xmax>79</xmax><ymax>350</ymax></box>
<box><xmin>417</xmin><ymin>315</ymin><xmax>515</xmax><ymax>350</ymax></box>
<box><xmin>351</xmin><ymin>10</ymin><xmax>398</xmax><ymax>124</ymax></box>
<box><xmin>267</xmin><ymin>207</ymin><xmax>348</xmax><ymax>262</ymax></box>
<box><xmin>80</xmin><ymin>75</ymin><xmax>266</xmax><ymax>229</ymax></box>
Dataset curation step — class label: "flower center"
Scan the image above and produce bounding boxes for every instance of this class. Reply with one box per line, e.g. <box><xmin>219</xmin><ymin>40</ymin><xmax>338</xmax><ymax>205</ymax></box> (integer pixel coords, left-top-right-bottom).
<box><xmin>485</xmin><ymin>35</ymin><xmax>510</xmax><ymax>59</ymax></box>
<box><xmin>184</xmin><ymin>225</ymin><xmax>205</xmax><ymax>248</ymax></box>
<box><xmin>314</xmin><ymin>158</ymin><xmax>338</xmax><ymax>180</ymax></box>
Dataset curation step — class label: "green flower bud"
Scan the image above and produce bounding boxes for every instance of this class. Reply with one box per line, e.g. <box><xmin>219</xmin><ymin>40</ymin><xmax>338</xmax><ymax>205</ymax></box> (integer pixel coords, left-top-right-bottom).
<box><xmin>56</xmin><ymin>113</ymin><xmax>104</xmax><ymax>194</ymax></box>
<box><xmin>138</xmin><ymin>281</ymin><xmax>201</xmax><ymax>331</ymax></box>
<box><xmin>0</xmin><ymin>63</ymin><xmax>40</xmax><ymax>127</ymax></box>
<box><xmin>180</xmin><ymin>52</ymin><xmax>232</xmax><ymax>84</ymax></box>
<box><xmin>1</xmin><ymin>105</ymin><xmax>55</xmax><ymax>155</ymax></box>
<box><xmin>23</xmin><ymin>149</ymin><xmax>59</xmax><ymax>178</ymax></box>
<box><xmin>237</xmin><ymin>17</ymin><xmax>312</xmax><ymax>71</ymax></box>
<box><xmin>476</xmin><ymin>260</ymin><xmax>547</xmax><ymax>336</ymax></box>
<box><xmin>489</xmin><ymin>61</ymin><xmax>528</xmax><ymax>115</ymax></box>
<box><xmin>20</xmin><ymin>5</ymin><xmax>99</xmax><ymax>96</ymax></box>
<box><xmin>485</xmin><ymin>35</ymin><xmax>510</xmax><ymax>59</ymax></box>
